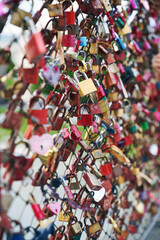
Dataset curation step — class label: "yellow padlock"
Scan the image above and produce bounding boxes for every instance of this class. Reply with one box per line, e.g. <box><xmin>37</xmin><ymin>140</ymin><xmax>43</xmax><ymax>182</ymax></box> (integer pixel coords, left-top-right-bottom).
<box><xmin>74</xmin><ymin>70</ymin><xmax>97</xmax><ymax>97</ymax></box>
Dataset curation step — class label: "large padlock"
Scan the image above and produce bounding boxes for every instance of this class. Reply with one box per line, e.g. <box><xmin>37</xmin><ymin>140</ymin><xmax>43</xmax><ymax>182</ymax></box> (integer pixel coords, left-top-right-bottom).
<box><xmin>74</xmin><ymin>70</ymin><xmax>97</xmax><ymax>97</ymax></box>
<box><xmin>24</xmin><ymin>18</ymin><xmax>46</xmax><ymax>64</ymax></box>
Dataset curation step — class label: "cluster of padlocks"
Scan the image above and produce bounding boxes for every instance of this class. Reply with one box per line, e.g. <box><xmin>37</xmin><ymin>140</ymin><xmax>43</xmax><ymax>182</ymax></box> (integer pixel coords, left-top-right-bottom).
<box><xmin>0</xmin><ymin>0</ymin><xmax>160</xmax><ymax>239</ymax></box>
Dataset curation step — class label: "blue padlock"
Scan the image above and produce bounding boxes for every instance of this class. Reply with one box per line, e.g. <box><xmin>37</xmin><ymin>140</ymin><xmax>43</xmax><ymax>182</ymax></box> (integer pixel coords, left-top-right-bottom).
<box><xmin>115</xmin><ymin>33</ymin><xmax>126</xmax><ymax>51</ymax></box>
<box><xmin>80</xmin><ymin>36</ymin><xmax>87</xmax><ymax>46</ymax></box>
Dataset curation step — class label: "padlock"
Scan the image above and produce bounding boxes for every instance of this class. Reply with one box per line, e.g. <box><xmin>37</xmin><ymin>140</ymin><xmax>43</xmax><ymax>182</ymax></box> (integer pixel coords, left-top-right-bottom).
<box><xmin>80</xmin><ymin>36</ymin><xmax>87</xmax><ymax>46</ymax></box>
<box><xmin>1</xmin><ymin>98</ymin><xmax>23</xmax><ymax>131</ymax></box>
<box><xmin>90</xmin><ymin>102</ymin><xmax>102</xmax><ymax>115</ymax></box>
<box><xmin>24</xmin><ymin>18</ymin><xmax>46</xmax><ymax>64</ymax></box>
<box><xmin>101</xmin><ymin>179</ymin><xmax>113</xmax><ymax>192</ymax></box>
<box><xmin>83</xmin><ymin>172</ymin><xmax>102</xmax><ymax>190</ymax></box>
<box><xmin>52</xmin><ymin>15</ymin><xmax>66</xmax><ymax>31</ymax></box>
<box><xmin>7</xmin><ymin>220</ymin><xmax>24</xmax><ymax>240</ymax></box>
<box><xmin>100</xmin><ymin>0</ymin><xmax>112</xmax><ymax>12</ymax></box>
<box><xmin>119</xmin><ymin>23</ymin><xmax>132</xmax><ymax>36</ymax></box>
<box><xmin>89</xmin><ymin>35</ymin><xmax>99</xmax><ymax>54</ymax></box>
<box><xmin>99</xmin><ymin>97</ymin><xmax>110</xmax><ymax>117</ymax></box>
<box><xmin>58</xmin><ymin>210</ymin><xmax>73</xmax><ymax>222</ymax></box>
<box><xmin>11</xmin><ymin>7</ymin><xmax>32</xmax><ymax>28</ymax></box>
<box><xmin>66</xmin><ymin>173</ymin><xmax>80</xmax><ymax>190</ymax></box>
<box><xmin>58</xmin><ymin>139</ymin><xmax>77</xmax><ymax>162</ymax></box>
<box><xmin>87</xmin><ymin>54</ymin><xmax>99</xmax><ymax>74</ymax></box>
<box><xmin>92</xmin><ymin>149</ymin><xmax>104</xmax><ymax>159</ymax></box>
<box><xmin>77</xmin><ymin>104</ymin><xmax>93</xmax><ymax>126</ymax></box>
<box><xmin>48</xmin><ymin>3</ymin><xmax>63</xmax><ymax>17</ymax></box>
<box><xmin>50</xmin><ymin>106</ymin><xmax>66</xmax><ymax>131</ymax></box>
<box><xmin>89</xmin><ymin>0</ymin><xmax>104</xmax><ymax>14</ymax></box>
<box><xmin>74</xmin><ymin>70</ymin><xmax>97</xmax><ymax>97</ymax></box>
<box><xmin>67</xmin><ymin>216</ymin><xmax>82</xmax><ymax>236</ymax></box>
<box><xmin>70</xmin><ymin>125</ymin><xmax>82</xmax><ymax>141</ymax></box>
<box><xmin>62</xmin><ymin>30</ymin><xmax>76</xmax><ymax>47</ymax></box>
<box><xmin>50</xmin><ymin>225</ymin><xmax>67</xmax><ymax>240</ymax></box>
<box><xmin>100</xmin><ymin>162</ymin><xmax>113</xmax><ymax>179</ymax></box>
<box><xmin>29</xmin><ymin>194</ymin><xmax>45</xmax><ymax>221</ymax></box>
<box><xmin>40</xmin><ymin>57</ymin><xmax>60</xmax><ymax>86</ymax></box>
<box><xmin>101</xmin><ymin>65</ymin><xmax>117</xmax><ymax>89</ymax></box>
<box><xmin>124</xmin><ymin>135</ymin><xmax>133</xmax><ymax>146</ymax></box>
<box><xmin>109</xmin><ymin>90</ymin><xmax>119</xmax><ymax>102</ymax></box>
<box><xmin>128</xmin><ymin>222</ymin><xmax>137</xmax><ymax>234</ymax></box>
<box><xmin>27</xmin><ymin>96</ymin><xmax>48</xmax><ymax>125</ymax></box>
<box><xmin>19</xmin><ymin>57</ymin><xmax>38</xmax><ymax>84</ymax></box>
<box><xmin>65</xmin><ymin>0</ymin><xmax>75</xmax><ymax>25</ymax></box>
<box><xmin>84</xmin><ymin>216</ymin><xmax>101</xmax><ymax>237</ymax></box>
<box><xmin>43</xmin><ymin>200</ymin><xmax>61</xmax><ymax>218</ymax></box>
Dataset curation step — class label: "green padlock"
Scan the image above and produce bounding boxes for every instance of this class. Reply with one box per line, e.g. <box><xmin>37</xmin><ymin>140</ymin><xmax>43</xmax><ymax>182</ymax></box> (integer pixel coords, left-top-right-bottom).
<box><xmin>141</xmin><ymin>121</ymin><xmax>149</xmax><ymax>131</ymax></box>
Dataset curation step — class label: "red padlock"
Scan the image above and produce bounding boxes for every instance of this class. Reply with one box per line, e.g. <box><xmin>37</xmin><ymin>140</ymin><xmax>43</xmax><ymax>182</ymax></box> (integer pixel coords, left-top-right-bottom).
<box><xmin>77</xmin><ymin>104</ymin><xmax>93</xmax><ymax>126</ymax></box>
<box><xmin>30</xmin><ymin>194</ymin><xmax>45</xmax><ymax>221</ymax></box>
<box><xmin>24</xmin><ymin>18</ymin><xmax>46</xmax><ymax>64</ymax></box>
<box><xmin>27</xmin><ymin>96</ymin><xmax>48</xmax><ymax>125</ymax></box>
<box><xmin>19</xmin><ymin>57</ymin><xmax>38</xmax><ymax>84</ymax></box>
<box><xmin>100</xmin><ymin>163</ymin><xmax>113</xmax><ymax>179</ymax></box>
<box><xmin>124</xmin><ymin>135</ymin><xmax>133</xmax><ymax>146</ymax></box>
<box><xmin>62</xmin><ymin>32</ymin><xmax>75</xmax><ymax>47</ymax></box>
<box><xmin>65</xmin><ymin>1</ymin><xmax>75</xmax><ymax>25</ymax></box>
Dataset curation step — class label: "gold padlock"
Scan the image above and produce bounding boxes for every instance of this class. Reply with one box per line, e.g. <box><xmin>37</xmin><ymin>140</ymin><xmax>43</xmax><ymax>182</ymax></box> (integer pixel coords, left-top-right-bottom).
<box><xmin>74</xmin><ymin>71</ymin><xmax>97</xmax><ymax>97</ymax></box>
<box><xmin>11</xmin><ymin>8</ymin><xmax>32</xmax><ymax>27</ymax></box>
<box><xmin>58</xmin><ymin>211</ymin><xmax>73</xmax><ymax>222</ymax></box>
<box><xmin>90</xmin><ymin>42</ymin><xmax>99</xmax><ymax>54</ymax></box>
<box><xmin>109</xmin><ymin>92</ymin><xmax>119</xmax><ymax>101</ymax></box>
<box><xmin>119</xmin><ymin>24</ymin><xmax>132</xmax><ymax>36</ymax></box>
<box><xmin>48</xmin><ymin>3</ymin><xmax>63</xmax><ymax>17</ymax></box>
<box><xmin>38</xmin><ymin>146</ymin><xmax>58</xmax><ymax>166</ymax></box>
<box><xmin>118</xmin><ymin>175</ymin><xmax>125</xmax><ymax>184</ymax></box>
<box><xmin>92</xmin><ymin>149</ymin><xmax>104</xmax><ymax>159</ymax></box>
<box><xmin>116</xmin><ymin>108</ymin><xmax>124</xmax><ymax>118</ymax></box>
<box><xmin>99</xmin><ymin>97</ymin><xmax>110</xmax><ymax>113</ymax></box>
<box><xmin>84</xmin><ymin>128</ymin><xmax>99</xmax><ymax>142</ymax></box>
<box><xmin>89</xmin><ymin>222</ymin><xmax>101</xmax><ymax>235</ymax></box>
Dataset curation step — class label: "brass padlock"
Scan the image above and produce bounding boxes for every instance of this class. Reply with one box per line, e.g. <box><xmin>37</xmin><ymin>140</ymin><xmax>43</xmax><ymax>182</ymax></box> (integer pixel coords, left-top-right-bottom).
<box><xmin>48</xmin><ymin>3</ymin><xmax>63</xmax><ymax>17</ymax></box>
<box><xmin>74</xmin><ymin>70</ymin><xmax>97</xmax><ymax>97</ymax></box>
<box><xmin>92</xmin><ymin>149</ymin><xmax>104</xmax><ymax>159</ymax></box>
<box><xmin>58</xmin><ymin>211</ymin><xmax>73</xmax><ymax>222</ymax></box>
<box><xmin>90</xmin><ymin>42</ymin><xmax>99</xmax><ymax>54</ymax></box>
